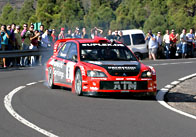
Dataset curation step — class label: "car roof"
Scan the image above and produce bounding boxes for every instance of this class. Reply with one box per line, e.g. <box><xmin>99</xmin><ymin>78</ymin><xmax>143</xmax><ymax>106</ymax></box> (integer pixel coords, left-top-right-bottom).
<box><xmin>55</xmin><ymin>37</ymin><xmax>115</xmax><ymax>44</ymax></box>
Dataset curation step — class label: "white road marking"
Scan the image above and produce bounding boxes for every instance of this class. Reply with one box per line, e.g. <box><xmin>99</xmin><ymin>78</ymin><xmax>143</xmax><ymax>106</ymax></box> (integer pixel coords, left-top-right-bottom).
<box><xmin>157</xmin><ymin>99</ymin><xmax>196</xmax><ymax>120</ymax></box>
<box><xmin>170</xmin><ymin>81</ymin><xmax>180</xmax><ymax>85</ymax></box>
<box><xmin>4</xmin><ymin>82</ymin><xmax>59</xmax><ymax>137</ymax></box>
<box><xmin>26</xmin><ymin>82</ymin><xmax>37</xmax><ymax>86</ymax></box>
<box><xmin>178</xmin><ymin>73</ymin><xmax>196</xmax><ymax>81</ymax></box>
<box><xmin>149</xmin><ymin>61</ymin><xmax>193</xmax><ymax>66</ymax></box>
<box><xmin>3</xmin><ymin>59</ymin><xmax>196</xmax><ymax>136</ymax></box>
<box><xmin>156</xmin><ymin>74</ymin><xmax>196</xmax><ymax>120</ymax></box>
<box><xmin>164</xmin><ymin>85</ymin><xmax>173</xmax><ymax>89</ymax></box>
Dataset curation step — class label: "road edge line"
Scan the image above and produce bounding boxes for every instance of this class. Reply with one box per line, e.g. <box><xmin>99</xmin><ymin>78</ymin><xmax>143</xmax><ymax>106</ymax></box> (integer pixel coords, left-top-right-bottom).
<box><xmin>4</xmin><ymin>82</ymin><xmax>59</xmax><ymax>137</ymax></box>
<box><xmin>156</xmin><ymin>73</ymin><xmax>196</xmax><ymax>120</ymax></box>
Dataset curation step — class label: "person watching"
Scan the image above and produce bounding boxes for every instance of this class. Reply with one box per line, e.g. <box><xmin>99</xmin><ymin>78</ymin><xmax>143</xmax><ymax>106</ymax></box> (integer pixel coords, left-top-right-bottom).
<box><xmin>169</xmin><ymin>29</ymin><xmax>179</xmax><ymax>59</ymax></box>
<box><xmin>91</xmin><ymin>27</ymin><xmax>103</xmax><ymax>39</ymax></box>
<box><xmin>1</xmin><ymin>25</ymin><xmax>10</xmax><ymax>68</ymax></box>
<box><xmin>145</xmin><ymin>30</ymin><xmax>158</xmax><ymax>60</ymax></box>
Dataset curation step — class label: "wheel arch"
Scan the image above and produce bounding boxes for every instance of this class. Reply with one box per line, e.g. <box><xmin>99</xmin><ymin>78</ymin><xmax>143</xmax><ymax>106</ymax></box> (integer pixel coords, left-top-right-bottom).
<box><xmin>72</xmin><ymin>66</ymin><xmax>81</xmax><ymax>93</ymax></box>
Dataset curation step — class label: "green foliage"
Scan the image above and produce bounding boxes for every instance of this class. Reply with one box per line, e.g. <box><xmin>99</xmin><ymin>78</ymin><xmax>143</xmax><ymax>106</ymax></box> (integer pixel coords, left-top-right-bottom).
<box><xmin>167</xmin><ymin>0</ymin><xmax>196</xmax><ymax>32</ymax></box>
<box><xmin>84</xmin><ymin>0</ymin><xmax>115</xmax><ymax>33</ymax></box>
<box><xmin>1</xmin><ymin>0</ymin><xmax>196</xmax><ymax>34</ymax></box>
<box><xmin>60</xmin><ymin>0</ymin><xmax>85</xmax><ymax>29</ymax></box>
<box><xmin>0</xmin><ymin>3</ymin><xmax>19</xmax><ymax>25</ymax></box>
<box><xmin>18</xmin><ymin>0</ymin><xmax>35</xmax><ymax>26</ymax></box>
<box><xmin>36</xmin><ymin>0</ymin><xmax>62</xmax><ymax>28</ymax></box>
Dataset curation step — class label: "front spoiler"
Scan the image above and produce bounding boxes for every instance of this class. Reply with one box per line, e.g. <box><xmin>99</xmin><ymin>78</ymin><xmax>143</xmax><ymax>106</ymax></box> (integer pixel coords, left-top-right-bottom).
<box><xmin>82</xmin><ymin>91</ymin><xmax>157</xmax><ymax>97</ymax></box>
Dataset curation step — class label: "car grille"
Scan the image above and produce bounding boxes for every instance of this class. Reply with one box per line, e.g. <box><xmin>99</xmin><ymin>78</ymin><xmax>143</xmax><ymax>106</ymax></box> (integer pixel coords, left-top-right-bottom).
<box><xmin>100</xmin><ymin>81</ymin><xmax>148</xmax><ymax>90</ymax></box>
<box><xmin>108</xmin><ymin>71</ymin><xmax>139</xmax><ymax>76</ymax></box>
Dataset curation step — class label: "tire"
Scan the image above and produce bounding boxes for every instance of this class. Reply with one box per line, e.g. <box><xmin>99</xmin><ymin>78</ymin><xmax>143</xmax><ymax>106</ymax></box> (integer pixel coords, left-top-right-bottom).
<box><xmin>48</xmin><ymin>67</ymin><xmax>56</xmax><ymax>89</ymax></box>
<box><xmin>75</xmin><ymin>69</ymin><xmax>83</xmax><ymax>96</ymax></box>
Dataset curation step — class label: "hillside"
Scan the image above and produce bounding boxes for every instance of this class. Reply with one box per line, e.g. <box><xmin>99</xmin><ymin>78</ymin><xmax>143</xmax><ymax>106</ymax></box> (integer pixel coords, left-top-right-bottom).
<box><xmin>0</xmin><ymin>0</ymin><xmax>24</xmax><ymax>12</ymax></box>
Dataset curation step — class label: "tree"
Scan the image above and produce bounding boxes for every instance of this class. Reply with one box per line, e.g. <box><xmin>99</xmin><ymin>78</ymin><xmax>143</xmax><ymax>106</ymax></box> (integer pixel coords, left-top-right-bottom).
<box><xmin>84</xmin><ymin>0</ymin><xmax>115</xmax><ymax>33</ymax></box>
<box><xmin>36</xmin><ymin>0</ymin><xmax>62</xmax><ymax>29</ymax></box>
<box><xmin>111</xmin><ymin>0</ymin><xmax>148</xmax><ymax>30</ymax></box>
<box><xmin>18</xmin><ymin>0</ymin><xmax>36</xmax><ymax>26</ymax></box>
<box><xmin>167</xmin><ymin>0</ymin><xmax>195</xmax><ymax>32</ymax></box>
<box><xmin>1</xmin><ymin>0</ymin><xmax>196</xmax><ymax>34</ymax></box>
<box><xmin>60</xmin><ymin>0</ymin><xmax>85</xmax><ymax>29</ymax></box>
<box><xmin>0</xmin><ymin>3</ymin><xmax>19</xmax><ymax>25</ymax></box>
<box><xmin>143</xmin><ymin>0</ymin><xmax>168</xmax><ymax>33</ymax></box>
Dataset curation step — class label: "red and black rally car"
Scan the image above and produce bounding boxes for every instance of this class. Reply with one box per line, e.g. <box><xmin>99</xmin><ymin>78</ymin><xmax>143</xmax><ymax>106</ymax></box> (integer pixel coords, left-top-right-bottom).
<box><xmin>45</xmin><ymin>37</ymin><xmax>157</xmax><ymax>96</ymax></box>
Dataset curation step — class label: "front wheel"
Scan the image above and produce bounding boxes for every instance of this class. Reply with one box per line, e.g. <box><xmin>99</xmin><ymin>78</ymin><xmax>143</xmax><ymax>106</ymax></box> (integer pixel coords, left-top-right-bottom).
<box><xmin>75</xmin><ymin>69</ymin><xmax>83</xmax><ymax>96</ymax></box>
<box><xmin>48</xmin><ymin>67</ymin><xmax>56</xmax><ymax>89</ymax></box>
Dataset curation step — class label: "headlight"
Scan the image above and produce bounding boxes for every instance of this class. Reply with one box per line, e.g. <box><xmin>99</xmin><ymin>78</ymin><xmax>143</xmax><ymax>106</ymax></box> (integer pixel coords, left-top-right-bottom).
<box><xmin>141</xmin><ymin>71</ymin><xmax>152</xmax><ymax>78</ymax></box>
<box><xmin>87</xmin><ymin>70</ymin><xmax>107</xmax><ymax>77</ymax></box>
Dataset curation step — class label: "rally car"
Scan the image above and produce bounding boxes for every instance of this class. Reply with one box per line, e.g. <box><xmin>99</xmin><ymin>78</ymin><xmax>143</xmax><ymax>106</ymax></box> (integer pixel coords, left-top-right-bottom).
<box><xmin>45</xmin><ymin>37</ymin><xmax>157</xmax><ymax>96</ymax></box>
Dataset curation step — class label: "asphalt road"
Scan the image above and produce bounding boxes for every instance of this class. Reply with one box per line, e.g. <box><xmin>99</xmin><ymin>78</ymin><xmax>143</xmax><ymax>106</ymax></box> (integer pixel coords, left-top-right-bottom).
<box><xmin>1</xmin><ymin>58</ymin><xmax>196</xmax><ymax>137</ymax></box>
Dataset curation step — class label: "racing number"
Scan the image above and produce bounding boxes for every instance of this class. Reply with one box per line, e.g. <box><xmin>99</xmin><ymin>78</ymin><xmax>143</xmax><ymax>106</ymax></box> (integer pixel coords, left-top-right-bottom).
<box><xmin>65</xmin><ymin>62</ymin><xmax>76</xmax><ymax>83</ymax></box>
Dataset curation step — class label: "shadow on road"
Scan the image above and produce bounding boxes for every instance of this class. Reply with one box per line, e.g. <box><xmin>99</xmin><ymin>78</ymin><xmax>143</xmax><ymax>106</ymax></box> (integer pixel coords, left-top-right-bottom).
<box><xmin>165</xmin><ymin>92</ymin><xmax>196</xmax><ymax>103</ymax></box>
<box><xmin>89</xmin><ymin>95</ymin><xmax>156</xmax><ymax>101</ymax></box>
<box><xmin>49</xmin><ymin>84</ymin><xmax>157</xmax><ymax>101</ymax></box>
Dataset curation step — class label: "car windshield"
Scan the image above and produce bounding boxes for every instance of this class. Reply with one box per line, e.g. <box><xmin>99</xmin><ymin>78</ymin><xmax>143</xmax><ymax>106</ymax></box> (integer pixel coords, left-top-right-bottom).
<box><xmin>80</xmin><ymin>43</ymin><xmax>137</xmax><ymax>61</ymax></box>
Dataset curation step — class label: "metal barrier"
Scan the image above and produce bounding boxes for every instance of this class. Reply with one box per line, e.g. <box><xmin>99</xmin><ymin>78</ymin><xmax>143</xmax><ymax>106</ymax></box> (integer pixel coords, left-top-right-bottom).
<box><xmin>0</xmin><ymin>48</ymin><xmax>53</xmax><ymax>58</ymax></box>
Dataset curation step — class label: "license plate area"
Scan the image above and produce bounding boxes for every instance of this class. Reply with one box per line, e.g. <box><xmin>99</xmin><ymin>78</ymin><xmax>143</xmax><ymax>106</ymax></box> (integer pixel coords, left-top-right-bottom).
<box><xmin>100</xmin><ymin>81</ymin><xmax>148</xmax><ymax>90</ymax></box>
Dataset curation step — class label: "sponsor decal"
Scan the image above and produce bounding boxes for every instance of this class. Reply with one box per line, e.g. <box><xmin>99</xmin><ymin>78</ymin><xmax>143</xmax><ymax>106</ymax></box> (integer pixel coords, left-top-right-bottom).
<box><xmin>53</xmin><ymin>68</ymin><xmax>64</xmax><ymax>79</ymax></box>
<box><xmin>82</xmin><ymin>43</ymin><xmax>124</xmax><ymax>47</ymax></box>
<box><xmin>141</xmin><ymin>78</ymin><xmax>152</xmax><ymax>81</ymax></box>
<box><xmin>116</xmin><ymin>78</ymin><xmax>124</xmax><ymax>80</ymax></box>
<box><xmin>91</xmin><ymin>78</ymin><xmax>107</xmax><ymax>80</ymax></box>
<box><xmin>49</xmin><ymin>59</ymin><xmax>63</xmax><ymax>69</ymax></box>
<box><xmin>90</xmin><ymin>87</ymin><xmax>99</xmax><ymax>90</ymax></box>
<box><xmin>92</xmin><ymin>82</ymin><xmax>96</xmax><ymax>86</ymax></box>
<box><xmin>114</xmin><ymin>81</ymin><xmax>137</xmax><ymax>90</ymax></box>
<box><xmin>149</xmin><ymin>66</ymin><xmax>156</xmax><ymax>75</ymax></box>
<box><xmin>83</xmin><ymin>86</ymin><xmax>88</xmax><ymax>89</ymax></box>
<box><xmin>80</xmin><ymin>66</ymin><xmax>86</xmax><ymax>76</ymax></box>
<box><xmin>121</xmin><ymin>90</ymin><xmax>129</xmax><ymax>93</ymax></box>
<box><xmin>108</xmin><ymin>66</ymin><xmax>136</xmax><ymax>71</ymax></box>
<box><xmin>126</xmin><ymin>78</ymin><xmax>136</xmax><ymax>80</ymax></box>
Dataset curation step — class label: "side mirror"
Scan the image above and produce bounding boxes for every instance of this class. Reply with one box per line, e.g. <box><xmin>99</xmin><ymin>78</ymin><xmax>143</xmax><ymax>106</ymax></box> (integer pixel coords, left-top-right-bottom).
<box><xmin>72</xmin><ymin>55</ymin><xmax>78</xmax><ymax>62</ymax></box>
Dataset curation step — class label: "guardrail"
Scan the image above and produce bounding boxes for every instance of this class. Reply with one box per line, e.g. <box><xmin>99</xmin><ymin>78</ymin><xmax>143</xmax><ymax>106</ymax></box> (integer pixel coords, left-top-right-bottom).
<box><xmin>0</xmin><ymin>48</ymin><xmax>53</xmax><ymax>58</ymax></box>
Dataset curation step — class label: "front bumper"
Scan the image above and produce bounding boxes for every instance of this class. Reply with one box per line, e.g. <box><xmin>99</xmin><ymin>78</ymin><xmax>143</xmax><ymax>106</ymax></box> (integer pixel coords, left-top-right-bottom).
<box><xmin>82</xmin><ymin>91</ymin><xmax>157</xmax><ymax>97</ymax></box>
<box><xmin>82</xmin><ymin>78</ymin><xmax>157</xmax><ymax>94</ymax></box>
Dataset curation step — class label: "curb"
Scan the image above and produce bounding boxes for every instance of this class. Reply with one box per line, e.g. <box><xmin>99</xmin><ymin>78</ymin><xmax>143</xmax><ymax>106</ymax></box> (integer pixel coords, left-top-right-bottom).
<box><xmin>156</xmin><ymin>73</ymin><xmax>196</xmax><ymax>120</ymax></box>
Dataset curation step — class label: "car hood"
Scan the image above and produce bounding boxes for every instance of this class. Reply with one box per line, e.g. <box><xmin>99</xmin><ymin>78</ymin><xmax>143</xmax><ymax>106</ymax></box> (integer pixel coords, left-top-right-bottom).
<box><xmin>83</xmin><ymin>61</ymin><xmax>141</xmax><ymax>76</ymax></box>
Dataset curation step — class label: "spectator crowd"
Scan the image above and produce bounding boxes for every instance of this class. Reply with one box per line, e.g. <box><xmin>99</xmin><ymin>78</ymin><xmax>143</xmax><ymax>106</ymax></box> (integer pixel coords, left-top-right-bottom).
<box><xmin>145</xmin><ymin>28</ymin><xmax>196</xmax><ymax>60</ymax></box>
<box><xmin>0</xmin><ymin>23</ymin><xmax>196</xmax><ymax>68</ymax></box>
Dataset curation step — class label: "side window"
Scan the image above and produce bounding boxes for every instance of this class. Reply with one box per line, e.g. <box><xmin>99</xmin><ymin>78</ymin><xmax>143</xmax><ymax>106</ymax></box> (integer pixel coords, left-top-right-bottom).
<box><xmin>132</xmin><ymin>34</ymin><xmax>145</xmax><ymax>45</ymax></box>
<box><xmin>121</xmin><ymin>35</ymin><xmax>131</xmax><ymax>45</ymax></box>
<box><xmin>124</xmin><ymin>49</ymin><xmax>134</xmax><ymax>60</ymax></box>
<box><xmin>67</xmin><ymin>43</ymin><xmax>78</xmax><ymax>60</ymax></box>
<box><xmin>57</xmin><ymin>42</ymin><xmax>65</xmax><ymax>51</ymax></box>
<box><xmin>57</xmin><ymin>42</ymin><xmax>71</xmax><ymax>59</ymax></box>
